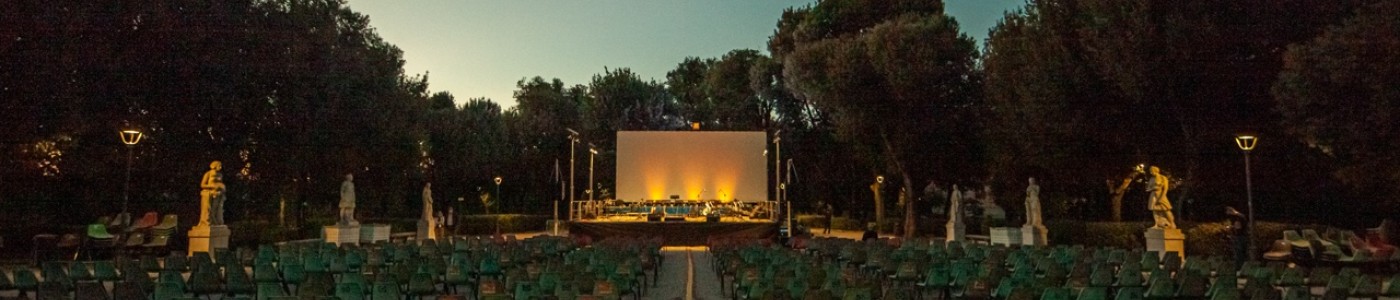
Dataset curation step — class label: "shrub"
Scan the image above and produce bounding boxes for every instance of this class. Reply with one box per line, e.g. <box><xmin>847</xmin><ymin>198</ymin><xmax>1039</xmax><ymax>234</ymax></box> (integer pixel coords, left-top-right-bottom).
<box><xmin>454</xmin><ymin>214</ymin><xmax>549</xmax><ymax>235</ymax></box>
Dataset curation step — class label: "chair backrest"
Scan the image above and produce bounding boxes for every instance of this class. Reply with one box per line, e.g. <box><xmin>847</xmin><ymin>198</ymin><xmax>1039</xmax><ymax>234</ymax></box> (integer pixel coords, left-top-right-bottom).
<box><xmin>256</xmin><ymin>282</ymin><xmax>287</xmax><ymax>300</ymax></box>
<box><xmin>336</xmin><ymin>282</ymin><xmax>366</xmax><ymax>300</ymax></box>
<box><xmin>153</xmin><ymin>215</ymin><xmax>178</xmax><ymax>230</ymax></box>
<box><xmin>152</xmin><ymin>281</ymin><xmax>185</xmax><ymax>300</ymax></box>
<box><xmin>112</xmin><ymin>280</ymin><xmax>148</xmax><ymax>300</ymax></box>
<box><xmin>134</xmin><ymin>212</ymin><xmax>160</xmax><ymax>229</ymax></box>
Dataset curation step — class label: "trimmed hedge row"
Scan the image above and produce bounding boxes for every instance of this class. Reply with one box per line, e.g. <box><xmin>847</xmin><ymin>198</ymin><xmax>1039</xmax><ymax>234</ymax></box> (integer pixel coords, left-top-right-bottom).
<box><xmin>225</xmin><ymin>214</ymin><xmax>550</xmax><ymax>247</ymax></box>
<box><xmin>794</xmin><ymin>214</ymin><xmax>1337</xmax><ymax>257</ymax></box>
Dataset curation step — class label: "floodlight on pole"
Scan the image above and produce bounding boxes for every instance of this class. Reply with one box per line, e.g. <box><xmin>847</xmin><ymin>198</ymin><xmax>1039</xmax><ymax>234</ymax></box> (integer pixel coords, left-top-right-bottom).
<box><xmin>1235</xmin><ymin>135</ymin><xmax>1258</xmax><ymax>260</ymax></box>
<box><xmin>120</xmin><ymin>130</ymin><xmax>143</xmax><ymax>215</ymax></box>
<box><xmin>588</xmin><ymin>144</ymin><xmax>597</xmax><ymax>202</ymax></box>
<box><xmin>566</xmin><ymin>128</ymin><xmax>579</xmax><ymax>218</ymax></box>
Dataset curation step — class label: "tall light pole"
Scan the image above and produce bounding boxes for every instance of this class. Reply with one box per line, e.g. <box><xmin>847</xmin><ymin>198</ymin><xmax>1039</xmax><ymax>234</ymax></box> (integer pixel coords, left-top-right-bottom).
<box><xmin>567</xmin><ymin>128</ymin><xmax>579</xmax><ymax>219</ymax></box>
<box><xmin>1235</xmin><ymin>135</ymin><xmax>1258</xmax><ymax>260</ymax></box>
<box><xmin>773</xmin><ymin>130</ymin><xmax>782</xmax><ymax>209</ymax></box>
<box><xmin>120</xmin><ymin>130</ymin><xmax>144</xmax><ymax>215</ymax></box>
<box><xmin>494</xmin><ymin>176</ymin><xmax>503</xmax><ymax>213</ymax></box>
<box><xmin>588</xmin><ymin>144</ymin><xmax>598</xmax><ymax>201</ymax></box>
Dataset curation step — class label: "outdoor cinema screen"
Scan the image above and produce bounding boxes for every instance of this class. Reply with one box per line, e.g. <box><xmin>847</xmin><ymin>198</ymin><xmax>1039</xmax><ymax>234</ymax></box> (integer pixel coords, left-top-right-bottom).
<box><xmin>616</xmin><ymin>131</ymin><xmax>768</xmax><ymax>202</ymax></box>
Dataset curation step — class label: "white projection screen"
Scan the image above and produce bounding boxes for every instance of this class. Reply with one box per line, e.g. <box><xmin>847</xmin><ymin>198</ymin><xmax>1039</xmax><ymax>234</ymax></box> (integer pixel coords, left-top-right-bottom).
<box><xmin>616</xmin><ymin>131</ymin><xmax>768</xmax><ymax>202</ymax></box>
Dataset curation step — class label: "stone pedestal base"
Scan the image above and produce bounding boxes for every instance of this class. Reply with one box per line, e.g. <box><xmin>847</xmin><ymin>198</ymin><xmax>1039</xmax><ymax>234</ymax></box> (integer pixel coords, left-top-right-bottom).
<box><xmin>546</xmin><ymin>220</ymin><xmax>568</xmax><ymax>236</ymax></box>
<box><xmin>946</xmin><ymin>222</ymin><xmax>966</xmax><ymax>242</ymax></box>
<box><xmin>1022</xmin><ymin>224</ymin><xmax>1048</xmax><ymax>246</ymax></box>
<box><xmin>1145</xmin><ymin>227</ymin><xmax>1186</xmax><ymax>258</ymax></box>
<box><xmin>360</xmin><ymin>223</ymin><xmax>391</xmax><ymax>244</ymax></box>
<box><xmin>990</xmin><ymin>227</ymin><xmax>1022</xmax><ymax>246</ymax></box>
<box><xmin>417</xmin><ymin>219</ymin><xmax>437</xmax><ymax>241</ymax></box>
<box><xmin>188</xmin><ymin>225</ymin><xmax>230</xmax><ymax>257</ymax></box>
<box><xmin>324</xmin><ymin>224</ymin><xmax>361</xmax><ymax>246</ymax></box>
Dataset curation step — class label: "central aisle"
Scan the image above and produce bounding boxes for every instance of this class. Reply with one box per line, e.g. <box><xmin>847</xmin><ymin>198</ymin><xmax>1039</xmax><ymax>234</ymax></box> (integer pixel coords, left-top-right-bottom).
<box><xmin>649</xmin><ymin>247</ymin><xmax>725</xmax><ymax>300</ymax></box>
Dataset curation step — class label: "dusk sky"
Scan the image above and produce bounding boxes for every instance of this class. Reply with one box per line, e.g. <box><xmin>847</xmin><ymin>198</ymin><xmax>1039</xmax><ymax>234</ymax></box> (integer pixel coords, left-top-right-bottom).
<box><xmin>346</xmin><ymin>0</ymin><xmax>1023</xmax><ymax>108</ymax></box>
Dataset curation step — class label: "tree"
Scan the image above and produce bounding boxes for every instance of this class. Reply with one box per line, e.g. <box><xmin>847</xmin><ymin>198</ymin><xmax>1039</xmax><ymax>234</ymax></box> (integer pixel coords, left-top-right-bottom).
<box><xmin>984</xmin><ymin>0</ymin><xmax>1368</xmax><ymax>221</ymax></box>
<box><xmin>1274</xmin><ymin>0</ymin><xmax>1400</xmax><ymax>207</ymax></box>
<box><xmin>772</xmin><ymin>0</ymin><xmax>984</xmax><ymax>237</ymax></box>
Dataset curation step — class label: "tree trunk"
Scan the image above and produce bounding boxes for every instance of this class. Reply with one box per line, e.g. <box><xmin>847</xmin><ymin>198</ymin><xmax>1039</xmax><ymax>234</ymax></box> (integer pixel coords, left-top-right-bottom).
<box><xmin>877</xmin><ymin>129</ymin><xmax>917</xmax><ymax>238</ymax></box>
<box><xmin>1108</xmin><ymin>172</ymin><xmax>1138</xmax><ymax>222</ymax></box>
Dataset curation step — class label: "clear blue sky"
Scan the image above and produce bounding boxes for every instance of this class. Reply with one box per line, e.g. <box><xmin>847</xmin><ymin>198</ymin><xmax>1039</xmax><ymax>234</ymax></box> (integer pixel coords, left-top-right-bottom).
<box><xmin>346</xmin><ymin>0</ymin><xmax>1023</xmax><ymax>108</ymax></box>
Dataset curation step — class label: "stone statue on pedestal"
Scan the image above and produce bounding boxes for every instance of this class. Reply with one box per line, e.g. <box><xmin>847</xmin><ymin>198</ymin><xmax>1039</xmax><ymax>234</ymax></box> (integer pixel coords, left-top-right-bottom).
<box><xmin>1147</xmin><ymin>166</ymin><xmax>1176</xmax><ymax>229</ymax></box>
<box><xmin>946</xmin><ymin>184</ymin><xmax>966</xmax><ymax>242</ymax></box>
<box><xmin>1024</xmin><ymin>177</ymin><xmax>1042</xmax><ymax>227</ymax></box>
<box><xmin>340</xmin><ymin>174</ymin><xmax>357</xmax><ymax>225</ymax></box>
<box><xmin>422</xmin><ymin>183</ymin><xmax>434</xmax><ymax>221</ymax></box>
<box><xmin>199</xmin><ymin>161</ymin><xmax>227</xmax><ymax>226</ymax></box>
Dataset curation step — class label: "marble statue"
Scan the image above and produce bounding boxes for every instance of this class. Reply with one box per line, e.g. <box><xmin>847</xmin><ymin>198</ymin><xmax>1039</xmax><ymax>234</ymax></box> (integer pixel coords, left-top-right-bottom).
<box><xmin>199</xmin><ymin>161</ymin><xmax>227</xmax><ymax>226</ymax></box>
<box><xmin>1024</xmin><ymin>177</ymin><xmax>1042</xmax><ymax>227</ymax></box>
<box><xmin>422</xmin><ymin>183</ymin><xmax>434</xmax><ymax>221</ymax></box>
<box><xmin>947</xmin><ymin>185</ymin><xmax>963</xmax><ymax>222</ymax></box>
<box><xmin>1147</xmin><ymin>166</ymin><xmax>1176</xmax><ymax>229</ymax></box>
<box><xmin>340</xmin><ymin>174</ymin><xmax>357</xmax><ymax>225</ymax></box>
<box><xmin>946</xmin><ymin>184</ymin><xmax>966</xmax><ymax>242</ymax></box>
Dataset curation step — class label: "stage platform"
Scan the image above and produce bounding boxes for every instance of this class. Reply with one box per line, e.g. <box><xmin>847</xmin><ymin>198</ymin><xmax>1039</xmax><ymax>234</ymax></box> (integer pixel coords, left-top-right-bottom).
<box><xmin>568</xmin><ymin>220</ymin><xmax>777</xmax><ymax>246</ymax></box>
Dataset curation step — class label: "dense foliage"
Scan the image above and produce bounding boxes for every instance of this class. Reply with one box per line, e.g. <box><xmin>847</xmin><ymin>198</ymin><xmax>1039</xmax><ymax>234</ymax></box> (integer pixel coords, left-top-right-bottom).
<box><xmin>3</xmin><ymin>0</ymin><xmax>1398</xmax><ymax>232</ymax></box>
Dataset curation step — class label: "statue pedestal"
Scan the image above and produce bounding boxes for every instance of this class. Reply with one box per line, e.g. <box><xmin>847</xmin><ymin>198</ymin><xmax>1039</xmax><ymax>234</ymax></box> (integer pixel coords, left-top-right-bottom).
<box><xmin>946</xmin><ymin>222</ymin><xmax>966</xmax><ymax>242</ymax></box>
<box><xmin>417</xmin><ymin>219</ymin><xmax>437</xmax><ymax>241</ymax></box>
<box><xmin>1022</xmin><ymin>224</ymin><xmax>1048</xmax><ymax>246</ymax></box>
<box><xmin>1145</xmin><ymin>228</ymin><xmax>1186</xmax><ymax>258</ymax></box>
<box><xmin>989</xmin><ymin>227</ymin><xmax>1022</xmax><ymax>246</ymax></box>
<box><xmin>188</xmin><ymin>225</ymin><xmax>230</xmax><ymax>256</ymax></box>
<box><xmin>324</xmin><ymin>224</ymin><xmax>361</xmax><ymax>246</ymax></box>
<box><xmin>360</xmin><ymin>223</ymin><xmax>391</xmax><ymax>244</ymax></box>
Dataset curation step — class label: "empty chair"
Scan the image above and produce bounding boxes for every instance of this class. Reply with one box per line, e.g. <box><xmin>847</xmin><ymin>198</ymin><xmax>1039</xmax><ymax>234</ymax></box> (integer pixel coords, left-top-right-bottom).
<box><xmin>128</xmin><ymin>212</ymin><xmax>160</xmax><ymax>233</ymax></box>
<box><xmin>75</xmin><ymin>280</ymin><xmax>111</xmax><ymax>300</ymax></box>
<box><xmin>151</xmin><ymin>214</ymin><xmax>179</xmax><ymax>236</ymax></box>
<box><xmin>113</xmin><ymin>280</ymin><xmax>149</xmax><ymax>300</ymax></box>
<box><xmin>12</xmin><ymin>268</ymin><xmax>40</xmax><ymax>297</ymax></box>
<box><xmin>336</xmin><ymin>282</ymin><xmax>366</xmax><ymax>300</ymax></box>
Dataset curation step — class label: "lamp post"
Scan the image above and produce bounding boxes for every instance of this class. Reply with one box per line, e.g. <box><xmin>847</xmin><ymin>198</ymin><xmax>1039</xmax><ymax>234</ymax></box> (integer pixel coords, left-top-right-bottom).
<box><xmin>773</xmin><ymin>130</ymin><xmax>782</xmax><ymax>216</ymax></box>
<box><xmin>1235</xmin><ymin>135</ymin><xmax>1258</xmax><ymax>260</ymax></box>
<box><xmin>588</xmin><ymin>145</ymin><xmax>597</xmax><ymax>201</ymax></box>
<box><xmin>494</xmin><ymin>176</ymin><xmax>503</xmax><ymax>213</ymax></box>
<box><xmin>567</xmin><ymin>128</ymin><xmax>579</xmax><ymax>219</ymax></box>
<box><xmin>120</xmin><ymin>130</ymin><xmax>144</xmax><ymax>215</ymax></box>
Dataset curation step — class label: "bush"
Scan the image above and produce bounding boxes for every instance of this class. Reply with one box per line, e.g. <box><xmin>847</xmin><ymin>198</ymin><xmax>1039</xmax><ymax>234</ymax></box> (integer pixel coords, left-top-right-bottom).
<box><xmin>1045</xmin><ymin>220</ymin><xmax>1340</xmax><ymax>257</ymax></box>
<box><xmin>1046</xmin><ymin>221</ymin><xmax>1150</xmax><ymax>250</ymax></box>
<box><xmin>454</xmin><ymin>214</ymin><xmax>549</xmax><ymax>235</ymax></box>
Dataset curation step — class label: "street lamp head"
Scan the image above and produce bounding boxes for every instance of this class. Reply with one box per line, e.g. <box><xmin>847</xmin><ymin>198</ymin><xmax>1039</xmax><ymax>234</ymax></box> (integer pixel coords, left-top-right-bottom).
<box><xmin>876</xmin><ymin>175</ymin><xmax>885</xmax><ymax>184</ymax></box>
<box><xmin>120</xmin><ymin>130</ymin><xmax>143</xmax><ymax>145</ymax></box>
<box><xmin>1235</xmin><ymin>135</ymin><xmax>1257</xmax><ymax>151</ymax></box>
<box><xmin>494</xmin><ymin>176</ymin><xmax>502</xmax><ymax>185</ymax></box>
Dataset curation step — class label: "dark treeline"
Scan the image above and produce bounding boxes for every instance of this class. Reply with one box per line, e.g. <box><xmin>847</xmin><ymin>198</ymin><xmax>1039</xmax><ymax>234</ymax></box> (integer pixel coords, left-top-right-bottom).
<box><xmin>2</xmin><ymin>0</ymin><xmax>1398</xmax><ymax>230</ymax></box>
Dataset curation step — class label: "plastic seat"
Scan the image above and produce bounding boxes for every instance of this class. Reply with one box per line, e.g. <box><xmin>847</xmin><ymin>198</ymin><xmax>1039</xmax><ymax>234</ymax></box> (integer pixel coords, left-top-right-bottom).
<box><xmin>225</xmin><ymin>264</ymin><xmax>256</xmax><ymax>297</ymax></box>
<box><xmin>129</xmin><ymin>212</ymin><xmax>160</xmax><ymax>232</ymax></box>
<box><xmin>372</xmin><ymin>279</ymin><xmax>401</xmax><ymax>300</ymax></box>
<box><xmin>153</xmin><ymin>281</ymin><xmax>186</xmax><ymax>300</ymax></box>
<box><xmin>113</xmin><ymin>280</ymin><xmax>149</xmax><ymax>300</ymax></box>
<box><xmin>256</xmin><ymin>282</ymin><xmax>288</xmax><ymax>300</ymax></box>
<box><xmin>186</xmin><ymin>268</ymin><xmax>223</xmax><ymax>298</ymax></box>
<box><xmin>75</xmin><ymin>280</ymin><xmax>110</xmax><ymax>300</ymax></box>
<box><xmin>1078</xmin><ymin>287</ymin><xmax>1109</xmax><ymax>300</ymax></box>
<box><xmin>69</xmin><ymin>261</ymin><xmax>95</xmax><ymax>282</ymax></box>
<box><xmin>335</xmin><ymin>282</ymin><xmax>366</xmax><ymax>300</ymax></box>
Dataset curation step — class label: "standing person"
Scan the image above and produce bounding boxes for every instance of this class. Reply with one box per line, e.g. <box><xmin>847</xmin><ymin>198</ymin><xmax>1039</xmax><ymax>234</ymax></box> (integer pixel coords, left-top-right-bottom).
<box><xmin>1226</xmin><ymin>206</ymin><xmax>1249</xmax><ymax>268</ymax></box>
<box><xmin>823</xmin><ymin>203</ymin><xmax>834</xmax><ymax>235</ymax></box>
